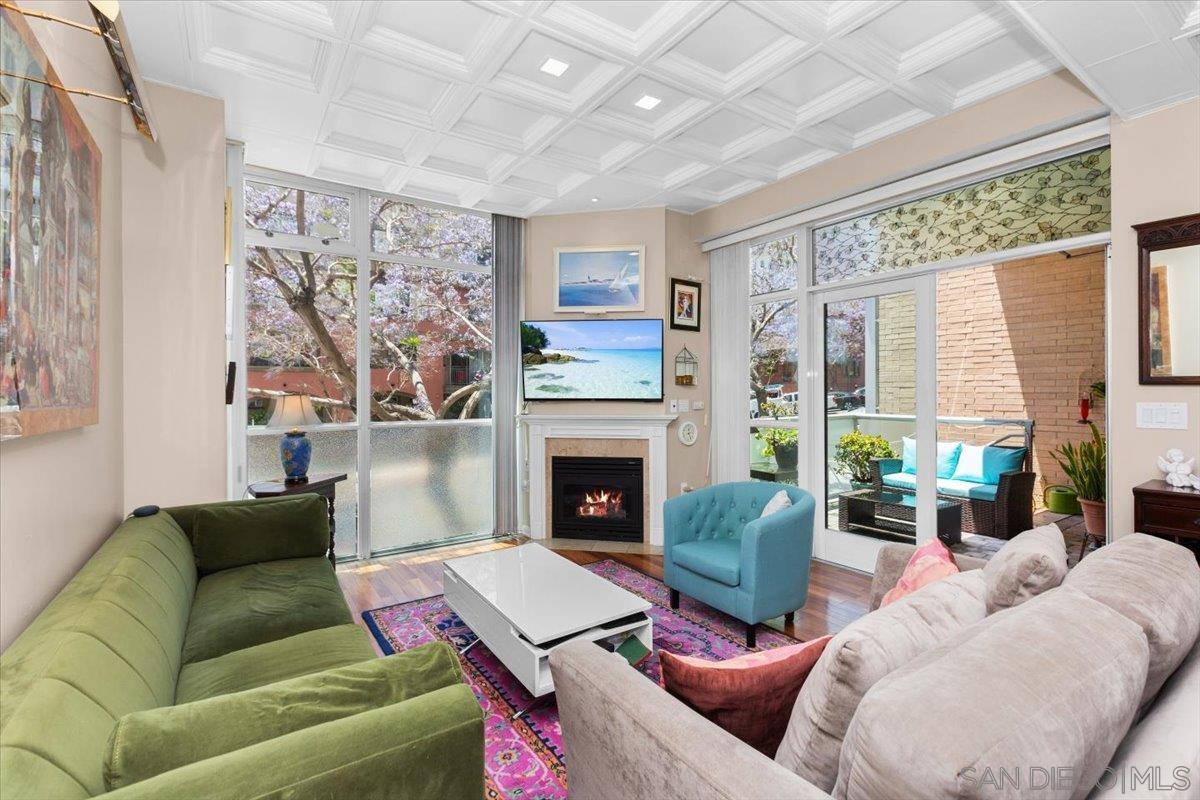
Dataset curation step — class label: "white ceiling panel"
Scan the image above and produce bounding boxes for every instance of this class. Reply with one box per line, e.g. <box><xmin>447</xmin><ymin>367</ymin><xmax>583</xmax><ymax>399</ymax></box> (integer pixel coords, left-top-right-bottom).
<box><xmin>123</xmin><ymin>0</ymin><xmax>1196</xmax><ymax>217</ymax></box>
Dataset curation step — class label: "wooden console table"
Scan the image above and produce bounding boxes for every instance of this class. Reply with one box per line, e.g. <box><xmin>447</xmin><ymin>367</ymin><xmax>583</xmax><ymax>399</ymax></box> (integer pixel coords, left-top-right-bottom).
<box><xmin>1132</xmin><ymin>480</ymin><xmax>1200</xmax><ymax>560</ymax></box>
<box><xmin>248</xmin><ymin>472</ymin><xmax>347</xmax><ymax>566</ymax></box>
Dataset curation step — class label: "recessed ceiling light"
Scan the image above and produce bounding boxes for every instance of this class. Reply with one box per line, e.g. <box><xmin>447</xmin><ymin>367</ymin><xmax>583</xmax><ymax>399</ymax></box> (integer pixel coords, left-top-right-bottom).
<box><xmin>540</xmin><ymin>57</ymin><xmax>570</xmax><ymax>77</ymax></box>
<box><xmin>634</xmin><ymin>94</ymin><xmax>661</xmax><ymax>111</ymax></box>
<box><xmin>590</xmin><ymin>197</ymin><xmax>599</xmax><ymax>203</ymax></box>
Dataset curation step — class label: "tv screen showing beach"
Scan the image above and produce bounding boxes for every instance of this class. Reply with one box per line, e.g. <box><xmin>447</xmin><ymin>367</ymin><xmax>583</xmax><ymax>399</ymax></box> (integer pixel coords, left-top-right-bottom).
<box><xmin>521</xmin><ymin>320</ymin><xmax>663</xmax><ymax>401</ymax></box>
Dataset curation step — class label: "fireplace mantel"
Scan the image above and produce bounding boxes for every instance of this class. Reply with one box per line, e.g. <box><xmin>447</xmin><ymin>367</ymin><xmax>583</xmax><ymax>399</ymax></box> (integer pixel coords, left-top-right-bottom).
<box><xmin>519</xmin><ymin>414</ymin><xmax>677</xmax><ymax>545</ymax></box>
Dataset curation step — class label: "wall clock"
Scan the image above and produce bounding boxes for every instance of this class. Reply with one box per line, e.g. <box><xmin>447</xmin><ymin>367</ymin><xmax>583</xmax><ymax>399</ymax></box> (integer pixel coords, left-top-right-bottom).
<box><xmin>677</xmin><ymin>420</ymin><xmax>699</xmax><ymax>446</ymax></box>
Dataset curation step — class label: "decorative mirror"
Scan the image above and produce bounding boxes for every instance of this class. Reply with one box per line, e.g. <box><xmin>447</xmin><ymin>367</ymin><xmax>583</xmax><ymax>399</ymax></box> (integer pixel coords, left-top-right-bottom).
<box><xmin>1135</xmin><ymin>213</ymin><xmax>1200</xmax><ymax>384</ymax></box>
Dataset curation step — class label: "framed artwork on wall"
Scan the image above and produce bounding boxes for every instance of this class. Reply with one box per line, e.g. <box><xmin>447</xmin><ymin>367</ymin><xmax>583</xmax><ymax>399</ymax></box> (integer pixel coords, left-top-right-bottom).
<box><xmin>670</xmin><ymin>278</ymin><xmax>702</xmax><ymax>331</ymax></box>
<box><xmin>554</xmin><ymin>245</ymin><xmax>644</xmax><ymax>313</ymax></box>
<box><xmin>1</xmin><ymin>8</ymin><xmax>102</xmax><ymax>441</ymax></box>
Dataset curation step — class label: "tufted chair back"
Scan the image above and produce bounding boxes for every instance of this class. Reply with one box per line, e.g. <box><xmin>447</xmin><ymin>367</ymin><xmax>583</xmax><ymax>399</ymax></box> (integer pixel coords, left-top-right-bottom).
<box><xmin>684</xmin><ymin>482</ymin><xmax>805</xmax><ymax>541</ymax></box>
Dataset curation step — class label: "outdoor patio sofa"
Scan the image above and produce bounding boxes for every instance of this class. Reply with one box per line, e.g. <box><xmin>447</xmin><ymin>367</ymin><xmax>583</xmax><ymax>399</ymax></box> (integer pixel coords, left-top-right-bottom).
<box><xmin>870</xmin><ymin>439</ymin><xmax>1035</xmax><ymax>539</ymax></box>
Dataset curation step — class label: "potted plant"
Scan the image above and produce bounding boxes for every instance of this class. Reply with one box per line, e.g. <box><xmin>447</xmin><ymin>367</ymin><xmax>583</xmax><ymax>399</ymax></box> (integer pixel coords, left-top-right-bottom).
<box><xmin>833</xmin><ymin>431</ymin><xmax>896</xmax><ymax>489</ymax></box>
<box><xmin>759</xmin><ymin>427</ymin><xmax>799</xmax><ymax>469</ymax></box>
<box><xmin>1051</xmin><ymin>422</ymin><xmax>1107</xmax><ymax>536</ymax></box>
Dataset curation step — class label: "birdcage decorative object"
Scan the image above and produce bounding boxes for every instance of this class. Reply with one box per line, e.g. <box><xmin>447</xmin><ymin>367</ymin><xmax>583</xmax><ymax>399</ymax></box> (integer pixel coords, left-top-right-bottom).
<box><xmin>674</xmin><ymin>347</ymin><xmax>698</xmax><ymax>386</ymax></box>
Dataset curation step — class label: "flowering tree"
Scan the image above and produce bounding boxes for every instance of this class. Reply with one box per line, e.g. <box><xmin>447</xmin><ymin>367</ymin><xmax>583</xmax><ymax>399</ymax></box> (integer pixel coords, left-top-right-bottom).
<box><xmin>749</xmin><ymin>236</ymin><xmax>800</xmax><ymax>413</ymax></box>
<box><xmin>244</xmin><ymin>185</ymin><xmax>493</xmax><ymax>422</ymax></box>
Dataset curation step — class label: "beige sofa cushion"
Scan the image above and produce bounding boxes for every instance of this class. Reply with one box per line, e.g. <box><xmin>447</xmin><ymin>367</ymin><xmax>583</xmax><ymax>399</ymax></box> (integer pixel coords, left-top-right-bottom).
<box><xmin>981</xmin><ymin>523</ymin><xmax>1068</xmax><ymax>612</ymax></box>
<box><xmin>836</xmin><ymin>587</ymin><xmax>1148</xmax><ymax>800</ymax></box>
<box><xmin>1089</xmin><ymin>641</ymin><xmax>1200</xmax><ymax>799</ymax></box>
<box><xmin>1065</xmin><ymin>533</ymin><xmax>1200</xmax><ymax>706</ymax></box>
<box><xmin>774</xmin><ymin>570</ymin><xmax>988</xmax><ymax>791</ymax></box>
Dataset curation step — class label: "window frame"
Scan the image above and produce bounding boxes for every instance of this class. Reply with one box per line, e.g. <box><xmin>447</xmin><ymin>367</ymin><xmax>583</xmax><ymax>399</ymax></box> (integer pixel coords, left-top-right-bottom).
<box><xmin>229</xmin><ymin>163</ymin><xmax>496</xmax><ymax>561</ymax></box>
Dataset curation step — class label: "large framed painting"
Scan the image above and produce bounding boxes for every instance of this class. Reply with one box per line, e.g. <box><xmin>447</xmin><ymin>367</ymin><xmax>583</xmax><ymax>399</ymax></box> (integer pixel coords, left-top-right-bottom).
<box><xmin>554</xmin><ymin>245</ymin><xmax>644</xmax><ymax>313</ymax></box>
<box><xmin>1</xmin><ymin>8</ymin><xmax>102</xmax><ymax>440</ymax></box>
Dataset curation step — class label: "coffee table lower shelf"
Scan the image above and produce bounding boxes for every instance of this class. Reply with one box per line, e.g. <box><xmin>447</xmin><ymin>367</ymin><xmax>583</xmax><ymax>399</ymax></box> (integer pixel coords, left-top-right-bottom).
<box><xmin>837</xmin><ymin>489</ymin><xmax>963</xmax><ymax>545</ymax></box>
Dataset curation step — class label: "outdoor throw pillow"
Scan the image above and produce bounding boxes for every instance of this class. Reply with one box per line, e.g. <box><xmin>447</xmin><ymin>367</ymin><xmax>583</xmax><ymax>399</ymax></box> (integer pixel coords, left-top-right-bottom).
<box><xmin>879</xmin><ymin>537</ymin><xmax>959</xmax><ymax>607</ymax></box>
<box><xmin>761</xmin><ymin>489</ymin><xmax>792</xmax><ymax>518</ymax></box>
<box><xmin>951</xmin><ymin>444</ymin><xmax>1026</xmax><ymax>484</ymax></box>
<box><xmin>660</xmin><ymin>635</ymin><xmax>832</xmax><ymax>756</ymax></box>
<box><xmin>900</xmin><ymin>437</ymin><xmax>963</xmax><ymax>478</ymax></box>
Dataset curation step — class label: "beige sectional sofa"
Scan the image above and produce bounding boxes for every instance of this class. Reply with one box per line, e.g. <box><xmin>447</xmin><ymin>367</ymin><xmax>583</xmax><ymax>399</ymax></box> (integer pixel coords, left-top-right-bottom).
<box><xmin>550</xmin><ymin>530</ymin><xmax>1200</xmax><ymax>800</ymax></box>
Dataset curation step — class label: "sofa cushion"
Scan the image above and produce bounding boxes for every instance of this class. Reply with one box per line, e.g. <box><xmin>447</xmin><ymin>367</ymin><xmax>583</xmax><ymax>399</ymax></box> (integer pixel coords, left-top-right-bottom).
<box><xmin>176</xmin><ymin>624</ymin><xmax>376</xmax><ymax>704</ymax></box>
<box><xmin>900</xmin><ymin>438</ymin><xmax>963</xmax><ymax>478</ymax></box>
<box><xmin>672</xmin><ymin>539</ymin><xmax>742</xmax><ymax>587</ymax></box>
<box><xmin>880</xmin><ymin>538</ymin><xmax>959</xmax><ymax>607</ymax></box>
<box><xmin>836</xmin><ymin>587</ymin><xmax>1149</xmax><ymax>800</ymax></box>
<box><xmin>1089</xmin><ymin>641</ymin><xmax>1200</xmax><ymax>799</ymax></box>
<box><xmin>182</xmin><ymin>556</ymin><xmax>351</xmax><ymax>664</ymax></box>
<box><xmin>981</xmin><ymin>523</ymin><xmax>1067</xmax><ymax>613</ymax></box>
<box><xmin>774</xmin><ymin>570</ymin><xmax>988</xmax><ymax>791</ymax></box>
<box><xmin>192</xmin><ymin>495</ymin><xmax>330</xmax><ymax>575</ymax></box>
<box><xmin>880</xmin><ymin>472</ymin><xmax>999</xmax><ymax>501</ymax></box>
<box><xmin>1064</xmin><ymin>533</ymin><xmax>1200</xmax><ymax>707</ymax></box>
<box><xmin>950</xmin><ymin>444</ymin><xmax>1026</xmax><ymax>484</ymax></box>
<box><xmin>106</xmin><ymin>643</ymin><xmax>457</xmax><ymax>790</ymax></box>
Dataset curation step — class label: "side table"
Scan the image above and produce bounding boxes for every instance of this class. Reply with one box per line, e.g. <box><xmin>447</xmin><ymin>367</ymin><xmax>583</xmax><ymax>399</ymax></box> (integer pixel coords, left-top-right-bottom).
<box><xmin>1132</xmin><ymin>480</ymin><xmax>1200</xmax><ymax>561</ymax></box>
<box><xmin>248</xmin><ymin>472</ymin><xmax>348</xmax><ymax>566</ymax></box>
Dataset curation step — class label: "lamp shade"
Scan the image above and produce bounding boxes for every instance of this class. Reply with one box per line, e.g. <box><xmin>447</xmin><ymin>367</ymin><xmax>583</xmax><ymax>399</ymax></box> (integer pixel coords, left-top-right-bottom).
<box><xmin>268</xmin><ymin>394</ymin><xmax>320</xmax><ymax>429</ymax></box>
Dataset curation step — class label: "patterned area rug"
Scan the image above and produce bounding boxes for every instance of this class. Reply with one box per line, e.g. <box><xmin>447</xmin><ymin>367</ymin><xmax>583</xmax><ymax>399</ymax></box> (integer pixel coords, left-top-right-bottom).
<box><xmin>362</xmin><ymin>558</ymin><xmax>801</xmax><ymax>800</ymax></box>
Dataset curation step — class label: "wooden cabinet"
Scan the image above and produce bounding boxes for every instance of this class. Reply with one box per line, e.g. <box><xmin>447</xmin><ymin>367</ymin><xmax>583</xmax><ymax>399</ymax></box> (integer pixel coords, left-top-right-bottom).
<box><xmin>1133</xmin><ymin>480</ymin><xmax>1200</xmax><ymax>559</ymax></box>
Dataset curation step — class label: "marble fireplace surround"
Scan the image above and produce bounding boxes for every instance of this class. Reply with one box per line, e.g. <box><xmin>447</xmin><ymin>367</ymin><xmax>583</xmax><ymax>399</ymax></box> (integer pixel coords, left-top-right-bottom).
<box><xmin>520</xmin><ymin>415</ymin><xmax>676</xmax><ymax>546</ymax></box>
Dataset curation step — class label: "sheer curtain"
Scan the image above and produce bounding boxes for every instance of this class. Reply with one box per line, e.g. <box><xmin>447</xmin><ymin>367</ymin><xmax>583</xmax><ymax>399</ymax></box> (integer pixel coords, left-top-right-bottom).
<box><xmin>708</xmin><ymin>242</ymin><xmax>751</xmax><ymax>484</ymax></box>
<box><xmin>492</xmin><ymin>215</ymin><xmax>523</xmax><ymax>534</ymax></box>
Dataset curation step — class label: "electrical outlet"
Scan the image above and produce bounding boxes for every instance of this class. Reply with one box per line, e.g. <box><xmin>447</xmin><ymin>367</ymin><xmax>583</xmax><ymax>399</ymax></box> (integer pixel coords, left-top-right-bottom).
<box><xmin>693</xmin><ymin>400</ymin><xmax>705</xmax><ymax>410</ymax></box>
<box><xmin>668</xmin><ymin>399</ymin><xmax>679</xmax><ymax>413</ymax></box>
<box><xmin>1137</xmin><ymin>402</ymin><xmax>1188</xmax><ymax>430</ymax></box>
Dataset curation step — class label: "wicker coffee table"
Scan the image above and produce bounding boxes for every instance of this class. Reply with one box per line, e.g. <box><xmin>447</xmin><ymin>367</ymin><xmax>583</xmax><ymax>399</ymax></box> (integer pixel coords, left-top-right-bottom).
<box><xmin>837</xmin><ymin>489</ymin><xmax>962</xmax><ymax>544</ymax></box>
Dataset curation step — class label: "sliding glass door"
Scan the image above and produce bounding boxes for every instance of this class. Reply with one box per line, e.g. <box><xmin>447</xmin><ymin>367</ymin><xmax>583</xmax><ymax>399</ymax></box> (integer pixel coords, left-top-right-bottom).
<box><xmin>235</xmin><ymin>169</ymin><xmax>497</xmax><ymax>560</ymax></box>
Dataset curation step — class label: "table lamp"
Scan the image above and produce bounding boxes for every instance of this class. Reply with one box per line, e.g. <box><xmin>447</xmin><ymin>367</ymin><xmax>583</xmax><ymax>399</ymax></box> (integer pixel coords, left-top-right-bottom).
<box><xmin>269</xmin><ymin>394</ymin><xmax>320</xmax><ymax>483</ymax></box>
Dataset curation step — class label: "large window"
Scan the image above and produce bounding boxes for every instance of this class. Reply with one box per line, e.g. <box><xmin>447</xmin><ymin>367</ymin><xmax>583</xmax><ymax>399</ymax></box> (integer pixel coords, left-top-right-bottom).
<box><xmin>749</xmin><ymin>234</ymin><xmax>801</xmax><ymax>486</ymax></box>
<box><xmin>239</xmin><ymin>173</ymin><xmax>495</xmax><ymax>559</ymax></box>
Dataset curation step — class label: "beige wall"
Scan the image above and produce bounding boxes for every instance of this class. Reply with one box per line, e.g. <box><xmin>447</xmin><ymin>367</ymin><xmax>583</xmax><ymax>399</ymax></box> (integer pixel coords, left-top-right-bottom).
<box><xmin>523</xmin><ymin>208</ymin><xmax>710</xmax><ymax>508</ymax></box>
<box><xmin>0</xmin><ymin>1</ymin><xmax>126</xmax><ymax>650</ymax></box>
<box><xmin>121</xmin><ymin>82</ymin><xmax>227</xmax><ymax>509</ymax></box>
<box><xmin>1109</xmin><ymin>99</ymin><xmax>1200</xmax><ymax>536</ymax></box>
<box><xmin>690</xmin><ymin>71</ymin><xmax>1107</xmax><ymax>243</ymax></box>
<box><xmin>0</xmin><ymin>7</ymin><xmax>226</xmax><ymax>650</ymax></box>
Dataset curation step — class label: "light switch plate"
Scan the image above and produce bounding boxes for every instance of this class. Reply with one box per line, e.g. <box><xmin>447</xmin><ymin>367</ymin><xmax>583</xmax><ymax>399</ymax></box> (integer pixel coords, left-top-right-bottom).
<box><xmin>1136</xmin><ymin>402</ymin><xmax>1189</xmax><ymax>430</ymax></box>
<box><xmin>693</xmin><ymin>400</ymin><xmax>705</xmax><ymax>410</ymax></box>
<box><xmin>678</xmin><ymin>399</ymin><xmax>690</xmax><ymax>412</ymax></box>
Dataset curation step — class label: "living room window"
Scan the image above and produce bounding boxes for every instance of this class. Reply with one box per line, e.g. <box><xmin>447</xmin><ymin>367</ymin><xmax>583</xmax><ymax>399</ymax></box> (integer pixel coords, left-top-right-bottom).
<box><xmin>235</xmin><ymin>170</ymin><xmax>497</xmax><ymax>560</ymax></box>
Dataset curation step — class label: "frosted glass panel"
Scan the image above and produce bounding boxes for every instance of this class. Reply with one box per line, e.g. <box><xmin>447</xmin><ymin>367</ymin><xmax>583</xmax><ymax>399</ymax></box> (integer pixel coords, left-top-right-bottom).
<box><xmin>247</xmin><ymin>429</ymin><xmax>359</xmax><ymax>558</ymax></box>
<box><xmin>370</xmin><ymin>422</ymin><xmax>493</xmax><ymax>552</ymax></box>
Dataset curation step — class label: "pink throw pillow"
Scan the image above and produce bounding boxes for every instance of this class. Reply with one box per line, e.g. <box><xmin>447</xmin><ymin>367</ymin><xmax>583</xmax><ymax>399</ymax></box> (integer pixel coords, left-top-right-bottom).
<box><xmin>660</xmin><ymin>635</ymin><xmax>832</xmax><ymax>756</ymax></box>
<box><xmin>880</xmin><ymin>538</ymin><xmax>960</xmax><ymax>607</ymax></box>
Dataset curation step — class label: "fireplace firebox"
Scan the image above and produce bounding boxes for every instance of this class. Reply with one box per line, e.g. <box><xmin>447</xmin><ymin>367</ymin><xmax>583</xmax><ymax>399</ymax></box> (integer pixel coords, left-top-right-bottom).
<box><xmin>550</xmin><ymin>456</ymin><xmax>644</xmax><ymax>542</ymax></box>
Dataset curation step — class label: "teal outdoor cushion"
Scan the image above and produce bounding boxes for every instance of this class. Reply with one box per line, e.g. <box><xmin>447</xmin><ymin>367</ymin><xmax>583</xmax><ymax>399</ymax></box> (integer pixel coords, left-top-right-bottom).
<box><xmin>191</xmin><ymin>495</ymin><xmax>329</xmax><ymax>575</ymax></box>
<box><xmin>901</xmin><ymin>438</ymin><xmax>963</xmax><ymax>478</ymax></box>
<box><xmin>106</xmin><ymin>644</ymin><xmax>462</xmax><ymax>790</ymax></box>
<box><xmin>882</xmin><ymin>472</ymin><xmax>999</xmax><ymax>501</ymax></box>
<box><xmin>672</xmin><ymin>538</ymin><xmax>742</xmax><ymax>586</ymax></box>
<box><xmin>182</xmin><ymin>557</ymin><xmax>351</xmax><ymax>664</ymax></box>
<box><xmin>951</xmin><ymin>445</ymin><xmax>1026</xmax><ymax>484</ymax></box>
<box><xmin>176</xmin><ymin>624</ymin><xmax>376</xmax><ymax>704</ymax></box>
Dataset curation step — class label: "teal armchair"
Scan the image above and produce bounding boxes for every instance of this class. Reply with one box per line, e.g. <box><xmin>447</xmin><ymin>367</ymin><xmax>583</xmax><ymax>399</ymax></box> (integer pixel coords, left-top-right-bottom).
<box><xmin>663</xmin><ymin>482</ymin><xmax>815</xmax><ymax>647</ymax></box>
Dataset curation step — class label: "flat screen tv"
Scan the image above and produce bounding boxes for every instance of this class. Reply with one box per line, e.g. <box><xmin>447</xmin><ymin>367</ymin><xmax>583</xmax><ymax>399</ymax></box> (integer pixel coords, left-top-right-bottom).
<box><xmin>521</xmin><ymin>319</ymin><xmax>663</xmax><ymax>402</ymax></box>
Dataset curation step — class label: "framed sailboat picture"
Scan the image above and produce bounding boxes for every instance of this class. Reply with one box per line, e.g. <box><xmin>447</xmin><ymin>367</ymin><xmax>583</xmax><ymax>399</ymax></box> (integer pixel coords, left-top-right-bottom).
<box><xmin>554</xmin><ymin>246</ymin><xmax>645</xmax><ymax>313</ymax></box>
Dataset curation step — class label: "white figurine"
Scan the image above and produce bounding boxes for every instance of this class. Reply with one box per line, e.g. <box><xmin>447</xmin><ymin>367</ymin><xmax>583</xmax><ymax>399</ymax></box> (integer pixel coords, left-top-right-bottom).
<box><xmin>1157</xmin><ymin>449</ymin><xmax>1200</xmax><ymax>489</ymax></box>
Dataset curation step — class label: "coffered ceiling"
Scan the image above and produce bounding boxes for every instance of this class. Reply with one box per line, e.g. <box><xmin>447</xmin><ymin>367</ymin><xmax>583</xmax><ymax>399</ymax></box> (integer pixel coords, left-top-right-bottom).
<box><xmin>123</xmin><ymin>1</ymin><xmax>1200</xmax><ymax>217</ymax></box>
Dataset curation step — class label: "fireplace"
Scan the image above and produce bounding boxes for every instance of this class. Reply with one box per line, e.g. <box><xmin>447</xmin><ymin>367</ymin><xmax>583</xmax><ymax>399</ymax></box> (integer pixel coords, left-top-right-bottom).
<box><xmin>550</xmin><ymin>456</ymin><xmax>644</xmax><ymax>542</ymax></box>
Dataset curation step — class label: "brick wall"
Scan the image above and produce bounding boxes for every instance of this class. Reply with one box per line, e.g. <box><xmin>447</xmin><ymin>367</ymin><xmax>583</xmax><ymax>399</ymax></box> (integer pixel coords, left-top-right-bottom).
<box><xmin>875</xmin><ymin>249</ymin><xmax>1106</xmax><ymax>509</ymax></box>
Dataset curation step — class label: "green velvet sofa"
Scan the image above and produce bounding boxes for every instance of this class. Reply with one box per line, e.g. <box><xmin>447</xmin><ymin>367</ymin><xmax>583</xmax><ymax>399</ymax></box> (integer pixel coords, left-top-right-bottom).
<box><xmin>0</xmin><ymin>496</ymin><xmax>484</xmax><ymax>800</ymax></box>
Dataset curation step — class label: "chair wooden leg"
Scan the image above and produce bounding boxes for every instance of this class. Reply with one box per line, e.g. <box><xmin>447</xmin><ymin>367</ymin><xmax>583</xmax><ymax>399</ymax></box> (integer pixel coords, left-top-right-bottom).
<box><xmin>669</xmin><ymin>588</ymin><xmax>680</xmax><ymax>610</ymax></box>
<box><xmin>784</xmin><ymin>611</ymin><xmax>795</xmax><ymax>626</ymax></box>
<box><xmin>746</xmin><ymin>623</ymin><xmax>757</xmax><ymax>649</ymax></box>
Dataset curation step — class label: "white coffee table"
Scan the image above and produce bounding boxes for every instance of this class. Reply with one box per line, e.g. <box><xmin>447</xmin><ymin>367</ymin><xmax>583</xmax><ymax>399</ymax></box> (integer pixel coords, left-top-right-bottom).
<box><xmin>443</xmin><ymin>544</ymin><xmax>652</xmax><ymax>715</ymax></box>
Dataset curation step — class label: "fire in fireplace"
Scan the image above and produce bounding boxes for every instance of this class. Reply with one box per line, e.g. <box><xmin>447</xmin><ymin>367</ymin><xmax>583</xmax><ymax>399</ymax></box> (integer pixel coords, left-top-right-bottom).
<box><xmin>551</xmin><ymin>456</ymin><xmax>644</xmax><ymax>542</ymax></box>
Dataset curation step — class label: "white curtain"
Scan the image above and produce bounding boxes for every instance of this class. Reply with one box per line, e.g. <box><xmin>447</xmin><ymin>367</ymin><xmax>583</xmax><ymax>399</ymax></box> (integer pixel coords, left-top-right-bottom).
<box><xmin>708</xmin><ymin>242</ymin><xmax>751</xmax><ymax>484</ymax></box>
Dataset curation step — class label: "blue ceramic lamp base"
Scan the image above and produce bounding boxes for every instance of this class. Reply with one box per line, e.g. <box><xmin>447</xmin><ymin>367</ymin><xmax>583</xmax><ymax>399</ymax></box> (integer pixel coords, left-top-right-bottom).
<box><xmin>280</xmin><ymin>430</ymin><xmax>312</xmax><ymax>484</ymax></box>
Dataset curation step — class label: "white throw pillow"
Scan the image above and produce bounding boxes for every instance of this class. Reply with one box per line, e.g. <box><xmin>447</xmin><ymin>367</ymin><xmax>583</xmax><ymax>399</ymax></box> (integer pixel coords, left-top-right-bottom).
<box><xmin>760</xmin><ymin>490</ymin><xmax>792</xmax><ymax>518</ymax></box>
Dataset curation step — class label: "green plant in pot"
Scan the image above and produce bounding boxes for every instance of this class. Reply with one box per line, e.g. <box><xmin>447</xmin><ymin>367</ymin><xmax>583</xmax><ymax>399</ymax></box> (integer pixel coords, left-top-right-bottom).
<box><xmin>833</xmin><ymin>431</ymin><xmax>895</xmax><ymax>489</ymax></box>
<box><xmin>759</xmin><ymin>427</ymin><xmax>799</xmax><ymax>470</ymax></box>
<box><xmin>1051</xmin><ymin>422</ymin><xmax>1107</xmax><ymax>537</ymax></box>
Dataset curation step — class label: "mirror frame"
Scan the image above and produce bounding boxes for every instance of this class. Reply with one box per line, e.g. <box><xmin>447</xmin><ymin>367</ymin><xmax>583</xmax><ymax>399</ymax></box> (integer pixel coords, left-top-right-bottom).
<box><xmin>1135</xmin><ymin>212</ymin><xmax>1200</xmax><ymax>385</ymax></box>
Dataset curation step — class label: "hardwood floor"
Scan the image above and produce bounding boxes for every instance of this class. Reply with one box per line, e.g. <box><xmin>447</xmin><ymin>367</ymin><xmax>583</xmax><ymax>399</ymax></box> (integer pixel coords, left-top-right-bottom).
<box><xmin>337</xmin><ymin>538</ymin><xmax>873</xmax><ymax>653</ymax></box>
